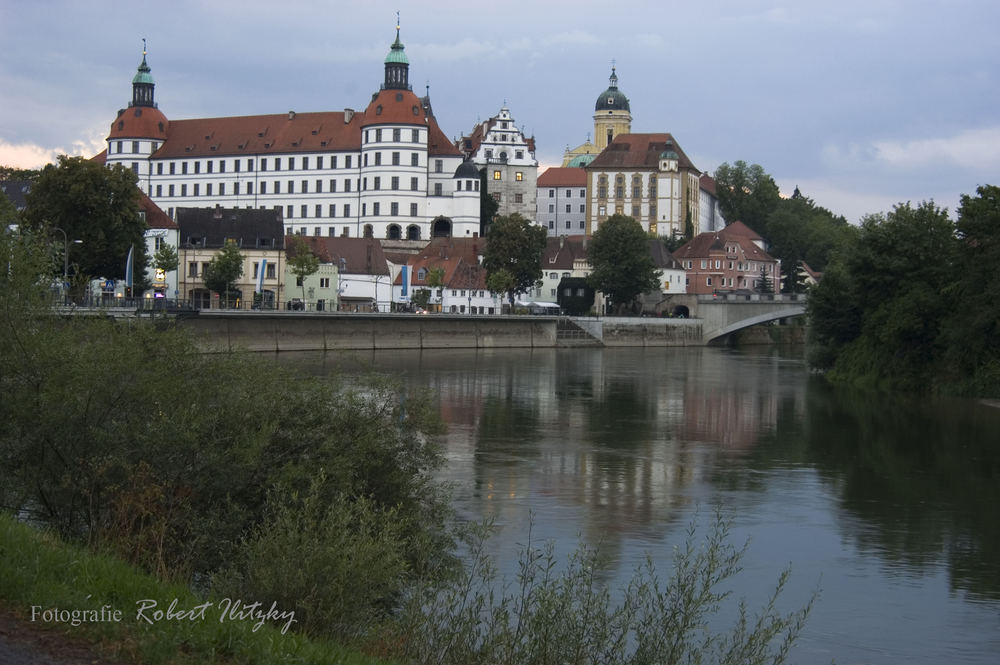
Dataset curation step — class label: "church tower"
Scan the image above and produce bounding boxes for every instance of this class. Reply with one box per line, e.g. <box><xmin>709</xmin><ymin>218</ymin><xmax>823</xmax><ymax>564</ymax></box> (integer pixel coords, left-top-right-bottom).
<box><xmin>382</xmin><ymin>21</ymin><xmax>410</xmax><ymax>90</ymax></box>
<box><xmin>106</xmin><ymin>41</ymin><xmax>169</xmax><ymax>194</ymax></box>
<box><xmin>593</xmin><ymin>66</ymin><xmax>631</xmax><ymax>151</ymax></box>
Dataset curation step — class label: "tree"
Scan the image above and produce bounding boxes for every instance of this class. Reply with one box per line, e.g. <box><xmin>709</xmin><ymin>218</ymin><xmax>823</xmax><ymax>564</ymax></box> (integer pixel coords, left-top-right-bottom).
<box><xmin>0</xmin><ymin>165</ymin><xmax>41</xmax><ymax>181</ymax></box>
<box><xmin>714</xmin><ymin>161</ymin><xmax>781</xmax><ymax>235</ymax></box>
<box><xmin>426</xmin><ymin>266</ymin><xmax>446</xmax><ymax>311</ymax></box>
<box><xmin>482</xmin><ymin>213</ymin><xmax>547</xmax><ymax>307</ymax></box>
<box><xmin>759</xmin><ymin>266</ymin><xmax>773</xmax><ymax>294</ymax></box>
<box><xmin>586</xmin><ymin>214</ymin><xmax>659</xmax><ymax>314</ymax></box>
<box><xmin>202</xmin><ymin>240</ymin><xmax>244</xmax><ymax>308</ymax></box>
<box><xmin>286</xmin><ymin>235</ymin><xmax>320</xmax><ymax>303</ymax></box>
<box><xmin>21</xmin><ymin>155</ymin><xmax>148</xmax><ymax>287</ymax></box>
<box><xmin>0</xmin><ymin>189</ymin><xmax>19</xmax><ymax>228</ymax></box>
<box><xmin>152</xmin><ymin>243</ymin><xmax>178</xmax><ymax>275</ymax></box>
<box><xmin>942</xmin><ymin>185</ymin><xmax>1000</xmax><ymax>394</ymax></box>
<box><xmin>808</xmin><ymin>200</ymin><xmax>956</xmax><ymax>390</ymax></box>
<box><xmin>764</xmin><ymin>193</ymin><xmax>853</xmax><ymax>292</ymax></box>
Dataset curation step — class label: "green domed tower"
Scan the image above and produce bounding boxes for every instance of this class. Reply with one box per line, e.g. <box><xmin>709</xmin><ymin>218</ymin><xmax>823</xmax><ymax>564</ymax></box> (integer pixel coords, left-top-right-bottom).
<box><xmin>593</xmin><ymin>66</ymin><xmax>631</xmax><ymax>151</ymax></box>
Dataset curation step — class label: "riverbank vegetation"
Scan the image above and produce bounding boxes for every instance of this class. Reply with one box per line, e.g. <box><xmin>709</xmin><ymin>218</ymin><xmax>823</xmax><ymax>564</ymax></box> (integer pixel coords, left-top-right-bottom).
<box><xmin>1</xmin><ymin>228</ymin><xmax>815</xmax><ymax>663</ymax></box>
<box><xmin>808</xmin><ymin>185</ymin><xmax>1000</xmax><ymax>397</ymax></box>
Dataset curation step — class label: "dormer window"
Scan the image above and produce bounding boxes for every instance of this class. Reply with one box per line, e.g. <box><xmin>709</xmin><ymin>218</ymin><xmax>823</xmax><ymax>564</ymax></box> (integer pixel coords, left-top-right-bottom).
<box><xmin>417</xmin><ymin>268</ymin><xmax>427</xmax><ymax>281</ymax></box>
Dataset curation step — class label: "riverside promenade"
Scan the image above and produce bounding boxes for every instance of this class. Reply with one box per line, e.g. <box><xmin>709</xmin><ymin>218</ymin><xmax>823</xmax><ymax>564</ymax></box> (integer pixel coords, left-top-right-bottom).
<box><xmin>175</xmin><ymin>312</ymin><xmax>707</xmax><ymax>352</ymax></box>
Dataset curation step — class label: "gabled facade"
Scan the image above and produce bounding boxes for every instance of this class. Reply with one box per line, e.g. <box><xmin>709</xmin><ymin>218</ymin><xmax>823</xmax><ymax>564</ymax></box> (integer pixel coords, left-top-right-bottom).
<box><xmin>175</xmin><ymin>206</ymin><xmax>286</xmax><ymax>308</ymax></box>
<box><xmin>673</xmin><ymin>221</ymin><xmax>780</xmax><ymax>295</ymax></box>
<box><xmin>537</xmin><ymin>235</ymin><xmax>591</xmax><ymax>304</ymax></box>
<box><xmin>101</xmin><ymin>28</ymin><xmax>477</xmax><ymax>242</ymax></box>
<box><xmin>584</xmin><ymin>133</ymin><xmax>701</xmax><ymax>238</ymax></box>
<box><xmin>456</xmin><ymin>106</ymin><xmax>538</xmax><ymax>220</ymax></box>
<box><xmin>393</xmin><ymin>236</ymin><xmax>500</xmax><ymax>314</ymax></box>
<box><xmin>536</xmin><ymin>167</ymin><xmax>587</xmax><ymax>237</ymax></box>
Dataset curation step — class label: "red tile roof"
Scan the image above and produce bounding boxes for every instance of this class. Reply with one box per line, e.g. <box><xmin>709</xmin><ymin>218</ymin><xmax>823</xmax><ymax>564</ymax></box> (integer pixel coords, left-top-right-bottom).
<box><xmin>586</xmin><ymin>133</ymin><xmax>699</xmax><ymax>172</ymax></box>
<box><xmin>139</xmin><ymin>192</ymin><xmax>176</xmax><ymax>229</ymax></box>
<box><xmin>541</xmin><ymin>235</ymin><xmax>588</xmax><ymax>269</ymax></box>
<box><xmin>537</xmin><ymin>167</ymin><xmax>587</xmax><ymax>187</ymax></box>
<box><xmin>699</xmin><ymin>173</ymin><xmax>717</xmax><ymax>195</ymax></box>
<box><xmin>289</xmin><ymin>235</ymin><xmax>390</xmax><ymax>276</ymax></box>
<box><xmin>392</xmin><ymin>237</ymin><xmax>486</xmax><ymax>288</ymax></box>
<box><xmin>108</xmin><ymin>105</ymin><xmax>169</xmax><ymax>141</ymax></box>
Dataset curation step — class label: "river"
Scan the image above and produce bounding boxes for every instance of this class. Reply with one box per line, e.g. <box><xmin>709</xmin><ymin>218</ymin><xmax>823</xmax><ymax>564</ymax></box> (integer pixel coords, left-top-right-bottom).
<box><xmin>283</xmin><ymin>346</ymin><xmax>1000</xmax><ymax>664</ymax></box>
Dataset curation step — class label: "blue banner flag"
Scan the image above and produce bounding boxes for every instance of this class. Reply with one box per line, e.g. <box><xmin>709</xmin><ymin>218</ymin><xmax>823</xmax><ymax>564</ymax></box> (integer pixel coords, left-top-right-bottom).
<box><xmin>125</xmin><ymin>245</ymin><xmax>134</xmax><ymax>288</ymax></box>
<box><xmin>256</xmin><ymin>258</ymin><xmax>267</xmax><ymax>294</ymax></box>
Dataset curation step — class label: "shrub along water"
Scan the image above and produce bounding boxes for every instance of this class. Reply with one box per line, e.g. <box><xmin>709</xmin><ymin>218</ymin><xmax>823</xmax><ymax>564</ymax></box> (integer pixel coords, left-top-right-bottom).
<box><xmin>1</xmin><ymin>229</ymin><xmax>815</xmax><ymax>662</ymax></box>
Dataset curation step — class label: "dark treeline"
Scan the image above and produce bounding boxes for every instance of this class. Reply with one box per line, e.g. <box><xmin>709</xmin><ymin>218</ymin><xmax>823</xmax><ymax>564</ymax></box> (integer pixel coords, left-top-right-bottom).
<box><xmin>807</xmin><ymin>185</ymin><xmax>1000</xmax><ymax>397</ymax></box>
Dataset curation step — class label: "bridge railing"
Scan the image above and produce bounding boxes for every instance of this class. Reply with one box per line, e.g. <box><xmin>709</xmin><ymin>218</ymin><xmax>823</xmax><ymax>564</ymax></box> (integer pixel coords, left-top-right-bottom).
<box><xmin>696</xmin><ymin>292</ymin><xmax>808</xmax><ymax>304</ymax></box>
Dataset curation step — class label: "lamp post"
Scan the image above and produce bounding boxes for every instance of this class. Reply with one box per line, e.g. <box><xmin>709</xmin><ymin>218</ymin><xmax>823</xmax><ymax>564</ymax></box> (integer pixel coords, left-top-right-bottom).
<box><xmin>52</xmin><ymin>227</ymin><xmax>82</xmax><ymax>289</ymax></box>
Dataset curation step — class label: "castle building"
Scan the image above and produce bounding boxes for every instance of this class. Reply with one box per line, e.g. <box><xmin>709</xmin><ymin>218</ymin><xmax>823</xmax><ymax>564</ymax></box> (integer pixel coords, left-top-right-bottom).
<box><xmin>456</xmin><ymin>106</ymin><xmax>538</xmax><ymax>220</ymax></box>
<box><xmin>584</xmin><ymin>133</ymin><xmax>701</xmax><ymax>238</ymax></box>
<box><xmin>101</xmin><ymin>29</ymin><xmax>479</xmax><ymax>242</ymax></box>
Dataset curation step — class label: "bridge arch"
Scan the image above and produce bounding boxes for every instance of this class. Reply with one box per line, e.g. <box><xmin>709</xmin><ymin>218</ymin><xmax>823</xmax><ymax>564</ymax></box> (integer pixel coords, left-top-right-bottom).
<box><xmin>703</xmin><ymin>306</ymin><xmax>806</xmax><ymax>344</ymax></box>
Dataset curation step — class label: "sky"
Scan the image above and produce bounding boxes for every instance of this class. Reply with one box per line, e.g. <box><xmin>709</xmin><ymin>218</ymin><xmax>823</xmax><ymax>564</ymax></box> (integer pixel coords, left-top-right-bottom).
<box><xmin>1</xmin><ymin>0</ymin><xmax>998</xmax><ymax>224</ymax></box>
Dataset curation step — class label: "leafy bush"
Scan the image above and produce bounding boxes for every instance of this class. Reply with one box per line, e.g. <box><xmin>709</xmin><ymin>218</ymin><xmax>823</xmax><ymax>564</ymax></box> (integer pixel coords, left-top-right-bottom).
<box><xmin>385</xmin><ymin>511</ymin><xmax>815</xmax><ymax>665</ymax></box>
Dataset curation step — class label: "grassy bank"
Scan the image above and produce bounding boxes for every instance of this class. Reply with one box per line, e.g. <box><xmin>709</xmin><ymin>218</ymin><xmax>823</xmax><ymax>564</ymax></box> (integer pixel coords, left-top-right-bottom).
<box><xmin>0</xmin><ymin>513</ymin><xmax>391</xmax><ymax>665</ymax></box>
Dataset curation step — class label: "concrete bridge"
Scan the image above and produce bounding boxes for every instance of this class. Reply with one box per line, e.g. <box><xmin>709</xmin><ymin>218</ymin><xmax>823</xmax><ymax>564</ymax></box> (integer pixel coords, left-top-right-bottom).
<box><xmin>688</xmin><ymin>293</ymin><xmax>808</xmax><ymax>344</ymax></box>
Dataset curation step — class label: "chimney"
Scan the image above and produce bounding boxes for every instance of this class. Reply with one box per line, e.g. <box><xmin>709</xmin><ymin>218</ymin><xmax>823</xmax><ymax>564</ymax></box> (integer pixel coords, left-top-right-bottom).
<box><xmin>288</xmin><ymin>110</ymin><xmax>296</xmax><ymax>120</ymax></box>
<box><xmin>344</xmin><ymin>108</ymin><xmax>354</xmax><ymax>123</ymax></box>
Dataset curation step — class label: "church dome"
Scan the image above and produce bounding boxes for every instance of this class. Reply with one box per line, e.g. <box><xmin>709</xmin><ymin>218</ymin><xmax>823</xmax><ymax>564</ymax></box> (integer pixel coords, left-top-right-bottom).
<box><xmin>566</xmin><ymin>154</ymin><xmax>595</xmax><ymax>168</ymax></box>
<box><xmin>595</xmin><ymin>66</ymin><xmax>630</xmax><ymax>112</ymax></box>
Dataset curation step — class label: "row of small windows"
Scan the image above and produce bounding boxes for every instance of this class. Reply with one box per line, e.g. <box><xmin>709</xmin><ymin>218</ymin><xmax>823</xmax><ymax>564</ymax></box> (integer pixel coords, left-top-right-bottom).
<box><xmin>492</xmin><ymin>170</ymin><xmax>524</xmax><ymax>181</ymax></box>
<box><xmin>549</xmin><ymin>204</ymin><xmax>586</xmax><ymax>214</ymax></box>
<box><xmin>358</xmin><ymin>202</ymin><xmax>421</xmax><ymax>217</ymax></box>
<box><xmin>363</xmin><ymin>151</ymin><xmax>421</xmax><ymax>167</ymax></box>
<box><xmin>364</xmin><ymin>128</ymin><xmax>422</xmax><ymax>143</ymax></box>
<box><xmin>548</xmin><ymin>189</ymin><xmax>587</xmax><ymax>198</ymax></box>
<box><xmin>685</xmin><ymin>259</ymin><xmax>773</xmax><ymax>273</ymax></box>
<box><xmin>483</xmin><ymin>149</ymin><xmax>526</xmax><ymax>160</ymax></box>
<box><xmin>596</xmin><ymin>174</ymin><xmax>659</xmax><ymax>199</ymax></box>
<box><xmin>151</xmin><ymin>154</ymin><xmax>358</xmax><ymax>176</ymax></box>
<box><xmin>548</xmin><ymin>220</ymin><xmax>586</xmax><ymax>230</ymax></box>
<box><xmin>156</xmin><ymin>178</ymin><xmax>369</xmax><ymax>197</ymax></box>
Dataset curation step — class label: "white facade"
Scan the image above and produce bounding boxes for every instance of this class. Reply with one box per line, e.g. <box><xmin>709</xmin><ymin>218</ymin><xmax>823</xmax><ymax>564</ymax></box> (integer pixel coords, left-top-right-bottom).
<box><xmin>105</xmin><ymin>32</ymin><xmax>479</xmax><ymax>242</ymax></box>
<box><xmin>143</xmin><ymin>226</ymin><xmax>178</xmax><ymax>298</ymax></box>
<box><xmin>537</xmin><ymin>184</ymin><xmax>588</xmax><ymax>236</ymax></box>
<box><xmin>458</xmin><ymin>106</ymin><xmax>538</xmax><ymax>220</ymax></box>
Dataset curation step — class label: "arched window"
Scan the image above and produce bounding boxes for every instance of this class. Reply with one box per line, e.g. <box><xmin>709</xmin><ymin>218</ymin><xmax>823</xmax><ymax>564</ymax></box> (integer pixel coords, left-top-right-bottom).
<box><xmin>406</xmin><ymin>225</ymin><xmax>421</xmax><ymax>240</ymax></box>
<box><xmin>363</xmin><ymin>224</ymin><xmax>373</xmax><ymax>238</ymax></box>
<box><xmin>387</xmin><ymin>224</ymin><xmax>401</xmax><ymax>240</ymax></box>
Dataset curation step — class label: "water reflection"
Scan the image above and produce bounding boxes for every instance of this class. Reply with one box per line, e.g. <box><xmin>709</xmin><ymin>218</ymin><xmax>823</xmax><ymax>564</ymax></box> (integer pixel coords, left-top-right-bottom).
<box><xmin>275</xmin><ymin>346</ymin><xmax>1000</xmax><ymax>663</ymax></box>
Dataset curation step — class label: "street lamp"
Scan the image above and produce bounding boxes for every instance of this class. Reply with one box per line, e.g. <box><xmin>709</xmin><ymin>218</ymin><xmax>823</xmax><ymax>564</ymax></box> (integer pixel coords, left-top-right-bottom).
<box><xmin>52</xmin><ymin>226</ymin><xmax>82</xmax><ymax>286</ymax></box>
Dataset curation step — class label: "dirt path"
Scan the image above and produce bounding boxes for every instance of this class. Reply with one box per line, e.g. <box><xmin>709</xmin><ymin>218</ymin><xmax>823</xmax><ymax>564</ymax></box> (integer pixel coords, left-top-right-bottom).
<box><xmin>0</xmin><ymin>610</ymin><xmax>126</xmax><ymax>665</ymax></box>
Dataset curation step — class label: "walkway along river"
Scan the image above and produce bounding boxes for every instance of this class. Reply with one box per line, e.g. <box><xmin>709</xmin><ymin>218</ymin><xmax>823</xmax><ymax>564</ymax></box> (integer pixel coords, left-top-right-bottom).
<box><xmin>279</xmin><ymin>346</ymin><xmax>1000</xmax><ymax>665</ymax></box>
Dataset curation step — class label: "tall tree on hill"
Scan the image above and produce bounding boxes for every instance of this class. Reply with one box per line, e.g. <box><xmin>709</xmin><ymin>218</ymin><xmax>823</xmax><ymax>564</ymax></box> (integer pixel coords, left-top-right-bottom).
<box><xmin>482</xmin><ymin>213</ymin><xmax>547</xmax><ymax>307</ymax></box>
<box><xmin>714</xmin><ymin>161</ymin><xmax>781</xmax><ymax>235</ymax></box>
<box><xmin>587</xmin><ymin>214</ymin><xmax>659</xmax><ymax>314</ymax></box>
<box><xmin>21</xmin><ymin>156</ymin><xmax>148</xmax><ymax>288</ymax></box>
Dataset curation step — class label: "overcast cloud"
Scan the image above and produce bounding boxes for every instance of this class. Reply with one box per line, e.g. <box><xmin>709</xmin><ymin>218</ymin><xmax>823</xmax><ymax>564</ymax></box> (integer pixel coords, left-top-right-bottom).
<box><xmin>1</xmin><ymin>0</ymin><xmax>997</xmax><ymax>223</ymax></box>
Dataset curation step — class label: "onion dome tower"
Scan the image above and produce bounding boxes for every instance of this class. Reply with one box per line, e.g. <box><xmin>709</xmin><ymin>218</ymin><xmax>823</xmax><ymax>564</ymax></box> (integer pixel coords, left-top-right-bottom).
<box><xmin>593</xmin><ymin>65</ymin><xmax>632</xmax><ymax>151</ymax></box>
<box><xmin>106</xmin><ymin>41</ymin><xmax>169</xmax><ymax>193</ymax></box>
<box><xmin>383</xmin><ymin>20</ymin><xmax>410</xmax><ymax>90</ymax></box>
